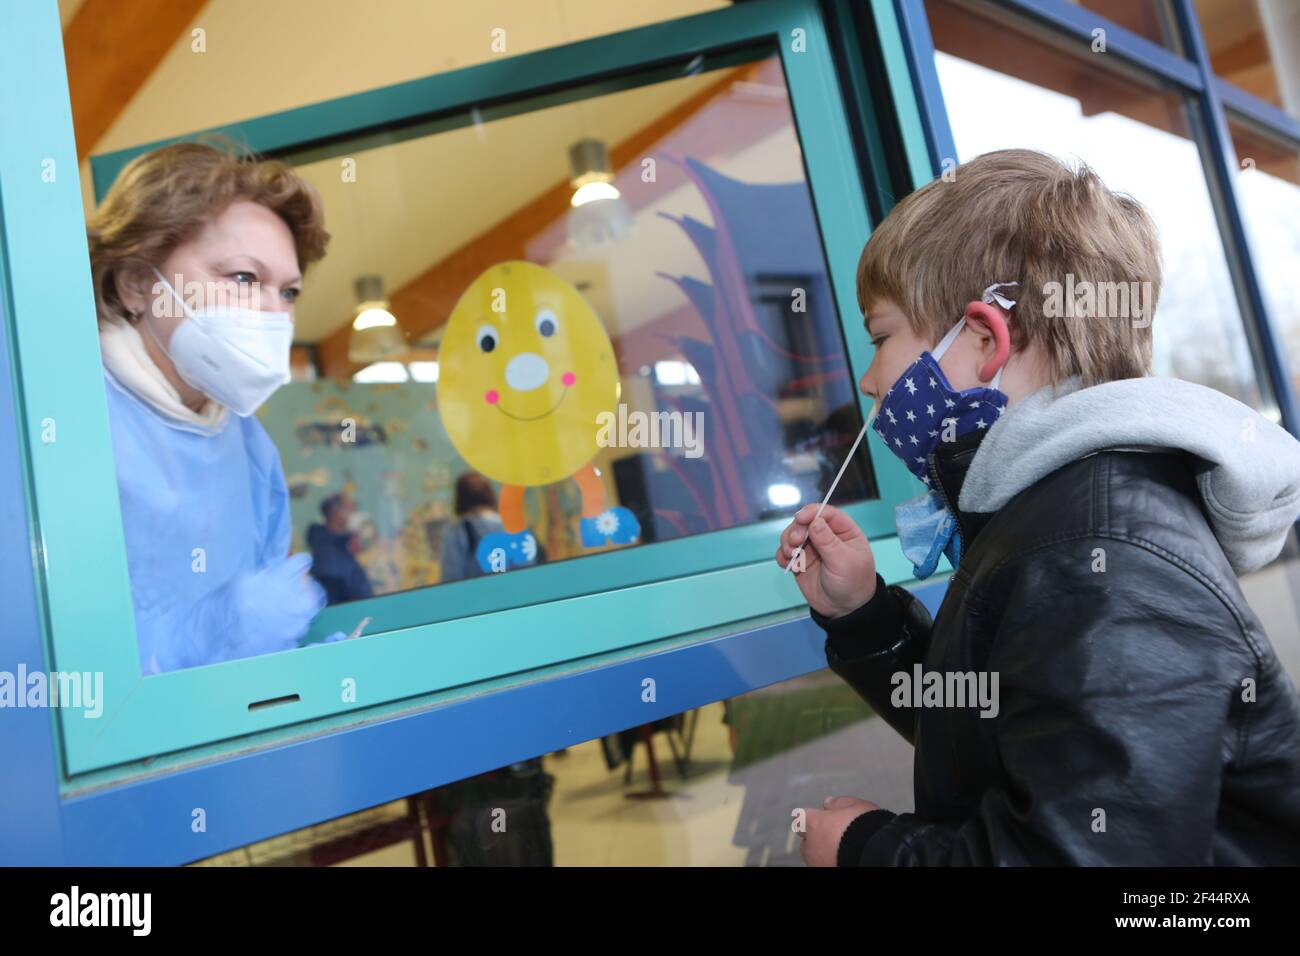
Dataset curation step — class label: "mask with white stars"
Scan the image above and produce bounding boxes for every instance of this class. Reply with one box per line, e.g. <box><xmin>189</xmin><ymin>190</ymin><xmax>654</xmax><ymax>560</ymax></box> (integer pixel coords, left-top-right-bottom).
<box><xmin>872</xmin><ymin>284</ymin><xmax>1016</xmax><ymax>485</ymax></box>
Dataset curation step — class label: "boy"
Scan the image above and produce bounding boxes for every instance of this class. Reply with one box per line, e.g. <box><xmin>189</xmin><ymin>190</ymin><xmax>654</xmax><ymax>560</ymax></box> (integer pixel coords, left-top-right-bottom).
<box><xmin>777</xmin><ymin>149</ymin><xmax>1300</xmax><ymax>865</ymax></box>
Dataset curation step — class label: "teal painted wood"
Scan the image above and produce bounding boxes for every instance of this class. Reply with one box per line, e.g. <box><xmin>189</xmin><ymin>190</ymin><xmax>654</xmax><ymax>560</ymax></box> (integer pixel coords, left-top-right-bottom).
<box><xmin>9</xmin><ymin>0</ymin><xmax>937</xmax><ymax>777</ymax></box>
<box><xmin>871</xmin><ymin>0</ymin><xmax>937</xmax><ymax>189</ymax></box>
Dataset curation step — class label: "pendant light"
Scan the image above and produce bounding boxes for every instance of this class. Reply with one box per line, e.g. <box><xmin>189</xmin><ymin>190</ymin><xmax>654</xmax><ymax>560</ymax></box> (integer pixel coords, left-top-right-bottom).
<box><xmin>567</xmin><ymin>138</ymin><xmax>634</xmax><ymax>248</ymax></box>
<box><xmin>348</xmin><ymin>275</ymin><xmax>407</xmax><ymax>364</ymax></box>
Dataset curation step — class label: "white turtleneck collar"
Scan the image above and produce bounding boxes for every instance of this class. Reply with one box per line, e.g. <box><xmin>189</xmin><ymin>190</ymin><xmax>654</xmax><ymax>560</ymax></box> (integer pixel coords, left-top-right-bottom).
<box><xmin>99</xmin><ymin>318</ymin><xmax>230</xmax><ymax>435</ymax></box>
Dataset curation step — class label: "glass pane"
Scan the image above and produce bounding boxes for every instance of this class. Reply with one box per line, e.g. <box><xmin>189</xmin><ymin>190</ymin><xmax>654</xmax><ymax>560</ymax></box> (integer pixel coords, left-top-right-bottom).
<box><xmin>191</xmin><ymin>668</ymin><xmax>911</xmax><ymax>866</ymax></box>
<box><xmin>1193</xmin><ymin>0</ymin><xmax>1300</xmax><ymax>120</ymax></box>
<box><xmin>1229</xmin><ymin>120</ymin><xmax>1300</xmax><ymax>403</ymax></box>
<box><xmin>89</xmin><ymin>48</ymin><xmax>873</xmax><ymax>672</ymax></box>
<box><xmin>1238</xmin><ymin>529</ymin><xmax>1300</xmax><ymax>685</ymax></box>
<box><xmin>925</xmin><ymin>0</ymin><xmax>1266</xmax><ymax>407</ymax></box>
<box><xmin>71</xmin><ymin>0</ymin><xmax>733</xmax><ymax>159</ymax></box>
<box><xmin>1064</xmin><ymin>0</ymin><xmax>1181</xmax><ymax>50</ymax></box>
<box><xmin>277</xmin><ymin>51</ymin><xmax>872</xmax><ymax>596</ymax></box>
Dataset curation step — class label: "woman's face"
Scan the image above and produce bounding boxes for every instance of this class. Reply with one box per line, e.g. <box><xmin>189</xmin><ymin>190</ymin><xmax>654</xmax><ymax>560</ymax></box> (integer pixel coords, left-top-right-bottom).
<box><xmin>120</xmin><ymin>200</ymin><xmax>303</xmax><ymax>409</ymax></box>
<box><xmin>141</xmin><ymin>200</ymin><xmax>303</xmax><ymax>345</ymax></box>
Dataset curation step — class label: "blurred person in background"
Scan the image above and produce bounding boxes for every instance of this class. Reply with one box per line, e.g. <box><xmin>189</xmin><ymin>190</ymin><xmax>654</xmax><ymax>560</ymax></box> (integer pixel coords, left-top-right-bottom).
<box><xmin>440</xmin><ymin>471</ymin><xmax>506</xmax><ymax>582</ymax></box>
<box><xmin>307</xmin><ymin>491</ymin><xmax>374</xmax><ymax>605</ymax></box>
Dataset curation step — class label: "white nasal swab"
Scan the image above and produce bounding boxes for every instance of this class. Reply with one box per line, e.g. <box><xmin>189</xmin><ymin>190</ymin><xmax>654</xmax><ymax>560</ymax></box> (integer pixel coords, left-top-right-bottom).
<box><xmin>785</xmin><ymin>409</ymin><xmax>876</xmax><ymax>574</ymax></box>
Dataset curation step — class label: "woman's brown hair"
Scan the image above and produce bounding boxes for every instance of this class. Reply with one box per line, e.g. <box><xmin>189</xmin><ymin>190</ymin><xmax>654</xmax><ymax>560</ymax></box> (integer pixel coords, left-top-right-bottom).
<box><xmin>87</xmin><ymin>139</ymin><xmax>330</xmax><ymax>325</ymax></box>
<box><xmin>454</xmin><ymin>472</ymin><xmax>498</xmax><ymax>517</ymax></box>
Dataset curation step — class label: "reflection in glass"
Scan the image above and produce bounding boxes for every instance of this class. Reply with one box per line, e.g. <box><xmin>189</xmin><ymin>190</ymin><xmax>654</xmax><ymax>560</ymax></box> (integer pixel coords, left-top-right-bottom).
<box><xmin>1238</xmin><ymin>529</ymin><xmax>1300</xmax><ymax>683</ymax></box>
<box><xmin>926</xmin><ymin>0</ymin><xmax>1265</xmax><ymax>407</ymax></box>
<box><xmin>1065</xmin><ymin>0</ymin><xmax>1180</xmax><ymax>50</ymax></box>
<box><xmin>261</xmin><ymin>51</ymin><xmax>873</xmax><ymax>604</ymax></box>
<box><xmin>1230</xmin><ymin>121</ymin><xmax>1300</xmax><ymax>402</ymax></box>
<box><xmin>192</xmin><ymin>669</ymin><xmax>911</xmax><ymax>867</ymax></box>
<box><xmin>1194</xmin><ymin>0</ymin><xmax>1300</xmax><ymax>120</ymax></box>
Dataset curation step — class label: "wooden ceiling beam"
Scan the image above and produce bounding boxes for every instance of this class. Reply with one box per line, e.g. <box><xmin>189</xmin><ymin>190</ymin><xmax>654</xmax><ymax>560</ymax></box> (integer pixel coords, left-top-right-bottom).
<box><xmin>63</xmin><ymin>0</ymin><xmax>210</xmax><ymax>161</ymax></box>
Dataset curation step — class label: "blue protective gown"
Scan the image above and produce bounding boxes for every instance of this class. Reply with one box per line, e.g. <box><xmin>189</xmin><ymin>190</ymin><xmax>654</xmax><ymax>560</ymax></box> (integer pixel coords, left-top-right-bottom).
<box><xmin>103</xmin><ymin>370</ymin><xmax>309</xmax><ymax>674</ymax></box>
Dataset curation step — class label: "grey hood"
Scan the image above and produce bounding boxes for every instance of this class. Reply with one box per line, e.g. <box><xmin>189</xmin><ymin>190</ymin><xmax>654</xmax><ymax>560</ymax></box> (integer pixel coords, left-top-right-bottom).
<box><xmin>959</xmin><ymin>375</ymin><xmax>1300</xmax><ymax>575</ymax></box>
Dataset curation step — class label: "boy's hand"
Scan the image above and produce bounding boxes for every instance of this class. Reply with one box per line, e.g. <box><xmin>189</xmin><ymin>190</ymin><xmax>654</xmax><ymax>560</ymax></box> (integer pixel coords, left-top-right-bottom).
<box><xmin>799</xmin><ymin>795</ymin><xmax>881</xmax><ymax>867</ymax></box>
<box><xmin>776</xmin><ymin>504</ymin><xmax>877</xmax><ymax>618</ymax></box>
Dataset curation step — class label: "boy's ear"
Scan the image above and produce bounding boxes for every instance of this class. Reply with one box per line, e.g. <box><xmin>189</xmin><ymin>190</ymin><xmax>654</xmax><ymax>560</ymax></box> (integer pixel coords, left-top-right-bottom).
<box><xmin>964</xmin><ymin>300</ymin><xmax>1011</xmax><ymax>384</ymax></box>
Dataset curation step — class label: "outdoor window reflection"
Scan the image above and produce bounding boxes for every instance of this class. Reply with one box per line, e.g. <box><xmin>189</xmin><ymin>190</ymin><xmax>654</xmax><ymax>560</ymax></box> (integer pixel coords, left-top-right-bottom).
<box><xmin>927</xmin><ymin>0</ymin><xmax>1266</xmax><ymax>408</ymax></box>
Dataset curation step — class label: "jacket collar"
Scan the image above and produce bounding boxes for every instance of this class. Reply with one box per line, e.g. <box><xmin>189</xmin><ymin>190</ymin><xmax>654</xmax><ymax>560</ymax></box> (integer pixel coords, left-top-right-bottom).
<box><xmin>929</xmin><ymin>428</ymin><xmax>995</xmax><ymax>547</ymax></box>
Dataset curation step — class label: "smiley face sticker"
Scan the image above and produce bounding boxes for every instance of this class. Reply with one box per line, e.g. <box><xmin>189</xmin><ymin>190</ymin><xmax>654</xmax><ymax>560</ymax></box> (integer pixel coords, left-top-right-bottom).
<box><xmin>438</xmin><ymin>261</ymin><xmax>639</xmax><ymax>572</ymax></box>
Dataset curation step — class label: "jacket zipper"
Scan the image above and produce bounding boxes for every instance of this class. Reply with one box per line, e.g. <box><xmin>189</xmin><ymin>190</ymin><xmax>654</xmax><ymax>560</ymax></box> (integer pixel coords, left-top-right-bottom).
<box><xmin>927</xmin><ymin>447</ymin><xmax>966</xmax><ymax>551</ymax></box>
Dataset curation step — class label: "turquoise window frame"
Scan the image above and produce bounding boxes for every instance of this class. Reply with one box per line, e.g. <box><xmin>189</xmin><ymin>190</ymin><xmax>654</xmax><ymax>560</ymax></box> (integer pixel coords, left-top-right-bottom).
<box><xmin>11</xmin><ymin>0</ymin><xmax>930</xmax><ymax>778</ymax></box>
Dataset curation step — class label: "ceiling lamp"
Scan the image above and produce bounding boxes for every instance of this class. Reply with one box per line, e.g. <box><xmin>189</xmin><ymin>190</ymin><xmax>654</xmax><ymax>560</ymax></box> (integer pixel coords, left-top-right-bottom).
<box><xmin>567</xmin><ymin>138</ymin><xmax>634</xmax><ymax>248</ymax></box>
<box><xmin>353</xmin><ymin>362</ymin><xmax>409</xmax><ymax>384</ymax></box>
<box><xmin>348</xmin><ymin>275</ymin><xmax>407</xmax><ymax>364</ymax></box>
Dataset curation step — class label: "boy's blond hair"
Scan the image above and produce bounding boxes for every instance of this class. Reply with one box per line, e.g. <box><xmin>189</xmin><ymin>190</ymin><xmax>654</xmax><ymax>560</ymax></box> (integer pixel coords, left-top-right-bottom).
<box><xmin>856</xmin><ymin>149</ymin><xmax>1160</xmax><ymax>386</ymax></box>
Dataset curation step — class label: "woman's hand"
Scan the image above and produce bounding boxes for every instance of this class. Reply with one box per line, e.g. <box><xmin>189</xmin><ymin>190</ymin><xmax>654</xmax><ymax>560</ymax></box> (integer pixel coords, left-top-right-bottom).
<box><xmin>231</xmin><ymin>553</ymin><xmax>327</xmax><ymax>656</ymax></box>
<box><xmin>776</xmin><ymin>504</ymin><xmax>877</xmax><ymax>618</ymax></box>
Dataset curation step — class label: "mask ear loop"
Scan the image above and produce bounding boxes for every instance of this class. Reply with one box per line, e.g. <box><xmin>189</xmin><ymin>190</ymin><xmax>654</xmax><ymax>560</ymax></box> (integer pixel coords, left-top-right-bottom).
<box><xmin>930</xmin><ymin>317</ymin><xmax>967</xmax><ymax>361</ymax></box>
<box><xmin>138</xmin><ymin>270</ymin><xmax>194</xmax><ymax>356</ymax></box>
<box><xmin>151</xmin><ymin>269</ymin><xmax>193</xmax><ymax>322</ymax></box>
<box><xmin>140</xmin><ymin>270</ymin><xmax>216</xmax><ymax>401</ymax></box>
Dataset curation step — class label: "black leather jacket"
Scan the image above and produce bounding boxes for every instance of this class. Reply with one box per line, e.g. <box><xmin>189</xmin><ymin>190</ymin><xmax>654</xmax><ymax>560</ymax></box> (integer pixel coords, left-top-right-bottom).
<box><xmin>817</xmin><ymin>429</ymin><xmax>1300</xmax><ymax>865</ymax></box>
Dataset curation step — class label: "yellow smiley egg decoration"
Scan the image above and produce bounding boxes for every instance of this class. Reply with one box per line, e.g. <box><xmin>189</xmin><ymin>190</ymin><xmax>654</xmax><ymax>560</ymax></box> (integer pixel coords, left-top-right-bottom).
<box><xmin>438</xmin><ymin>261</ymin><xmax>618</xmax><ymax>488</ymax></box>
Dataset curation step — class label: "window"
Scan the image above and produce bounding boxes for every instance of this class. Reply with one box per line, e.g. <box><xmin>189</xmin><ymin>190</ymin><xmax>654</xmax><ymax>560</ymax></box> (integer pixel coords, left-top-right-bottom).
<box><xmin>1193</xmin><ymin>0</ymin><xmax>1300</xmax><ymax>120</ymax></box>
<box><xmin>280</xmin><ymin>50</ymin><xmax>870</xmax><ymax>596</ymax></box>
<box><xmin>1229</xmin><ymin>120</ymin><xmax>1300</xmax><ymax>400</ymax></box>
<box><xmin>926</xmin><ymin>0</ymin><xmax>1267</xmax><ymax>407</ymax></box>
<box><xmin>95</xmin><ymin>49</ymin><xmax>874</xmax><ymax>671</ymax></box>
<box><xmin>191</xmin><ymin>666</ymin><xmax>901</xmax><ymax>867</ymax></box>
<box><xmin>1066</xmin><ymin>0</ymin><xmax>1181</xmax><ymax>50</ymax></box>
<box><xmin>36</xmin><ymin>0</ymin><xmax>895</xmax><ymax>773</ymax></box>
<box><xmin>69</xmin><ymin>0</ymin><xmax>734</xmax><ymax>160</ymax></box>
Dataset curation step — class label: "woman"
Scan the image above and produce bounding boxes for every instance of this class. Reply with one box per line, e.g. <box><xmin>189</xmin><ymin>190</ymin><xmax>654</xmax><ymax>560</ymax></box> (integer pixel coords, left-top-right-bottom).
<box><xmin>88</xmin><ymin>141</ymin><xmax>332</xmax><ymax>673</ymax></box>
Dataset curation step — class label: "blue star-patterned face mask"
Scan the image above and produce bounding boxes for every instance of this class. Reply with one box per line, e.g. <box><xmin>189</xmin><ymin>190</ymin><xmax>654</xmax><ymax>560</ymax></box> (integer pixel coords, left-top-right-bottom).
<box><xmin>872</xmin><ymin>283</ymin><xmax>1017</xmax><ymax>485</ymax></box>
<box><xmin>874</xmin><ymin>282</ymin><xmax>1018</xmax><ymax>577</ymax></box>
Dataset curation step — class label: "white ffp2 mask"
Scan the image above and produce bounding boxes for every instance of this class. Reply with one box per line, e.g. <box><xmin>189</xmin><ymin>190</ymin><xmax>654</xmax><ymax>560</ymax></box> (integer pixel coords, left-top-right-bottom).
<box><xmin>151</xmin><ymin>270</ymin><xmax>293</xmax><ymax>416</ymax></box>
